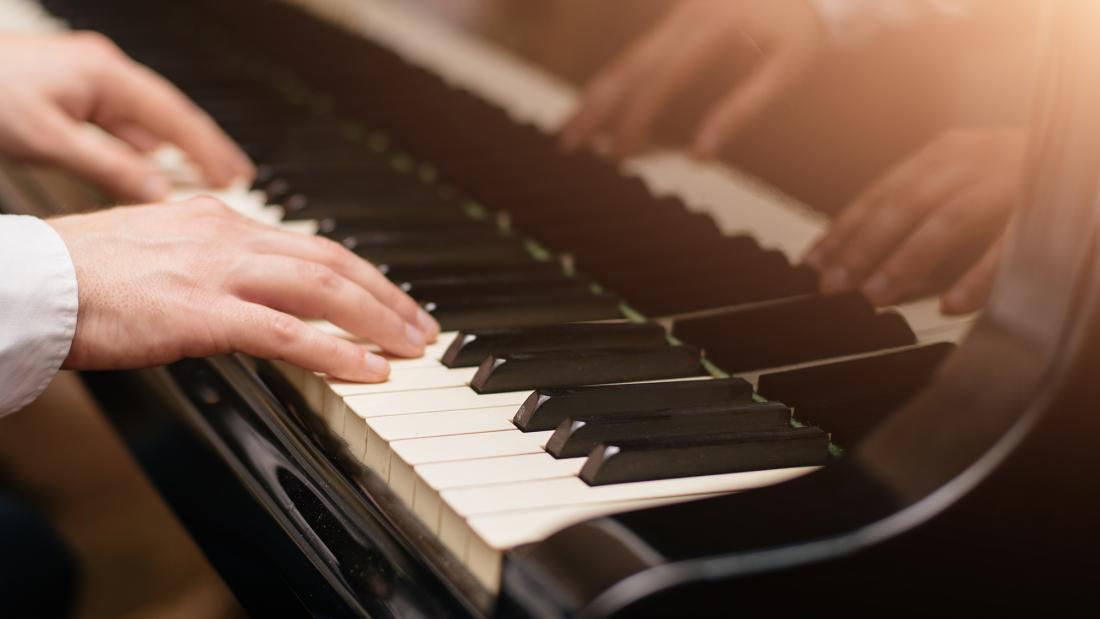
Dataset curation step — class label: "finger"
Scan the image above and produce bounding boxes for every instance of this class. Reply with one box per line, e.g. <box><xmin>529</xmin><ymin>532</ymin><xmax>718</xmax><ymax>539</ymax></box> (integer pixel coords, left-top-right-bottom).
<box><xmin>940</xmin><ymin>238</ymin><xmax>1003</xmax><ymax>315</ymax></box>
<box><xmin>246</xmin><ymin>230</ymin><xmax>439</xmax><ymax>339</ymax></box>
<box><xmin>560</xmin><ymin>7</ymin><xmax>693</xmax><ymax>150</ymax></box>
<box><xmin>610</xmin><ymin>21</ymin><xmax>731</xmax><ymax>157</ymax></box>
<box><xmin>95</xmin><ymin>60</ymin><xmax>253</xmax><ymax>186</ymax></box>
<box><xmin>803</xmin><ymin>143</ymin><xmax>950</xmax><ymax>273</ymax></box>
<box><xmin>46</xmin><ymin>112</ymin><xmax>170</xmax><ymax>201</ymax></box>
<box><xmin>226</xmin><ymin>302</ymin><xmax>390</xmax><ymax>383</ymax></box>
<box><xmin>815</xmin><ymin>163</ymin><xmax>976</xmax><ymax>293</ymax></box>
<box><xmin>229</xmin><ymin>254</ymin><xmax>428</xmax><ymax>358</ymax></box>
<box><xmin>859</xmin><ymin>187</ymin><xmax>1007</xmax><ymax>306</ymax></box>
<box><xmin>691</xmin><ymin>50</ymin><xmax>796</xmax><ymax>158</ymax></box>
<box><xmin>104</xmin><ymin>121</ymin><xmax>162</xmax><ymax>153</ymax></box>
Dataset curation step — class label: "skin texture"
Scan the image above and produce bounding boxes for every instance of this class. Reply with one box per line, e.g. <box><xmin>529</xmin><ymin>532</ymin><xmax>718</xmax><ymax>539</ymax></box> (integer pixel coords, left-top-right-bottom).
<box><xmin>804</xmin><ymin>127</ymin><xmax>1026</xmax><ymax>314</ymax></box>
<box><xmin>559</xmin><ymin>0</ymin><xmax>823</xmax><ymax>158</ymax></box>
<box><xmin>48</xmin><ymin>198</ymin><xmax>441</xmax><ymax>382</ymax></box>
<box><xmin>0</xmin><ymin>32</ymin><xmax>253</xmax><ymax>201</ymax></box>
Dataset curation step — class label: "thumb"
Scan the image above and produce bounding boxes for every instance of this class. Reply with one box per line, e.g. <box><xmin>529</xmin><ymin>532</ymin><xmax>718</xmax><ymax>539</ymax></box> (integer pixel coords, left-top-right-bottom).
<box><xmin>51</xmin><ymin>120</ymin><xmax>169</xmax><ymax>202</ymax></box>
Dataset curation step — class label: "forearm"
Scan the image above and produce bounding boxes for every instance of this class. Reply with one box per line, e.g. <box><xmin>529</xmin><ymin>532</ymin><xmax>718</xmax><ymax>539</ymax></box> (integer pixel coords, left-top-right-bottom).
<box><xmin>0</xmin><ymin>215</ymin><xmax>78</xmax><ymax>414</ymax></box>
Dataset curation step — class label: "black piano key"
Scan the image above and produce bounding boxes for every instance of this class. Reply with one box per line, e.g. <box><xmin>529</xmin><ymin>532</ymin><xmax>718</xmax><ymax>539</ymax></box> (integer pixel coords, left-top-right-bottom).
<box><xmin>338</xmin><ymin>226</ymin><xmax>504</xmax><ymax>249</ymax></box>
<box><xmin>355</xmin><ymin>239</ymin><xmax>533</xmax><ymax>266</ymax></box>
<box><xmin>513</xmin><ymin>377</ymin><xmax>754</xmax><ymax>432</ymax></box>
<box><xmin>757</xmin><ymin>343</ymin><xmax>955</xmax><ymax>448</ymax></box>
<box><xmin>404</xmin><ymin>275</ymin><xmax>589</xmax><ymax>301</ymax></box>
<box><xmin>546</xmin><ymin>402</ymin><xmax>791</xmax><ymax>459</ymax></box>
<box><xmin>441</xmin><ymin>322</ymin><xmax>667</xmax><ymax>368</ymax></box>
<box><xmin>672</xmin><ymin>292</ymin><xmax>917</xmax><ymax>373</ymax></box>
<box><xmin>580</xmin><ymin>426</ymin><xmax>830</xmax><ymax>485</ymax></box>
<box><xmin>470</xmin><ymin>346</ymin><xmax>705</xmax><ymax>394</ymax></box>
<box><xmin>319</xmin><ymin>217</ymin><xmax>493</xmax><ymax>238</ymax></box>
<box><xmin>380</xmin><ymin>261</ymin><xmax>566</xmax><ymax>282</ymax></box>
<box><xmin>427</xmin><ymin>294</ymin><xmax>623</xmax><ymax>331</ymax></box>
<box><xmin>298</xmin><ymin>210</ymin><xmax>479</xmax><ymax>234</ymax></box>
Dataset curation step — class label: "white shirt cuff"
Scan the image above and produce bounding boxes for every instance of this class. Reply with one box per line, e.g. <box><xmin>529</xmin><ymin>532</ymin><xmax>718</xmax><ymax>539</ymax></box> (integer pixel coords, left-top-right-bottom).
<box><xmin>0</xmin><ymin>215</ymin><xmax>78</xmax><ymax>414</ymax></box>
<box><xmin>810</xmin><ymin>0</ymin><xmax>971</xmax><ymax>46</ymax></box>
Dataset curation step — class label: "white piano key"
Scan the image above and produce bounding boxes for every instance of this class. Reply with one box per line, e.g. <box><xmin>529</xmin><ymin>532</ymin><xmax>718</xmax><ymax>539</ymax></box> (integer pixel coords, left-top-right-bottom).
<box><xmin>326</xmin><ymin>366</ymin><xmax>478</xmax><ymax>399</ymax></box>
<box><xmin>344</xmin><ymin>413</ymin><xmax>368</xmax><ymax>461</ymax></box>
<box><xmin>368</xmin><ymin>406</ymin><xmax>517</xmax><ymax>441</ymax></box>
<box><xmin>345</xmin><ymin>387</ymin><xmax>531</xmax><ymax>418</ymax></box>
<box><xmin>435</xmin><ymin>470</ymin><xmax>812</xmax><ymax>574</ymax></box>
<box><xmin>412</xmin><ymin>453</ymin><xmax>584</xmax><ymax>533</ymax></box>
<box><xmin>387</xmin><ymin>431</ymin><xmax>553</xmax><ymax>505</ymax></box>
<box><xmin>442</xmin><ymin>467</ymin><xmax>816</xmax><ymax>520</ymax></box>
<box><xmin>463</xmin><ymin>496</ymin><xmax>714</xmax><ymax>589</ymax></box>
<box><xmin>279</xmin><ymin>219</ymin><xmax>320</xmax><ymax>235</ymax></box>
<box><xmin>320</xmin><ymin>366</ymin><xmax>478</xmax><ymax>427</ymax></box>
<box><xmin>390</xmin><ymin>430</ymin><xmax>552</xmax><ymax>468</ymax></box>
<box><xmin>363</xmin><ymin>406</ymin><xmax>522</xmax><ymax>509</ymax></box>
<box><xmin>417</xmin><ymin>453</ymin><xmax>583</xmax><ymax>492</ymax></box>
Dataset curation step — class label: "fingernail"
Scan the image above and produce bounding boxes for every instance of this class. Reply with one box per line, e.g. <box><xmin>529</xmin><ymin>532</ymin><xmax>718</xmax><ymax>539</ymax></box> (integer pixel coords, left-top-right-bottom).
<box><xmin>416</xmin><ymin>308</ymin><xmax>440</xmax><ymax>339</ymax></box>
<box><xmin>861</xmin><ymin>274</ymin><xmax>890</xmax><ymax>303</ymax></box>
<box><xmin>363</xmin><ymin>352</ymin><xmax>390</xmax><ymax>379</ymax></box>
<box><xmin>140</xmin><ymin>175</ymin><xmax>169</xmax><ymax>201</ymax></box>
<box><xmin>822</xmin><ymin>267</ymin><xmax>851</xmax><ymax>293</ymax></box>
<box><xmin>942</xmin><ymin>287</ymin><xmax>970</xmax><ymax>313</ymax></box>
<box><xmin>405</xmin><ymin>322</ymin><xmax>427</xmax><ymax>350</ymax></box>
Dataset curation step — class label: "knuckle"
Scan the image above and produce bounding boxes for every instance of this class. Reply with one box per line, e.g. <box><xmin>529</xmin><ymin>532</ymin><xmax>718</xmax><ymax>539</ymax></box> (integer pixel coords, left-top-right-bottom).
<box><xmin>267</xmin><ymin>313</ymin><xmax>300</xmax><ymax>346</ymax></box>
<box><xmin>312</xmin><ymin>235</ymin><xmax>350</xmax><ymax>266</ymax></box>
<box><xmin>303</xmin><ymin>261</ymin><xmax>340</xmax><ymax>291</ymax></box>
<box><xmin>71</xmin><ymin>31</ymin><xmax>124</xmax><ymax>65</ymax></box>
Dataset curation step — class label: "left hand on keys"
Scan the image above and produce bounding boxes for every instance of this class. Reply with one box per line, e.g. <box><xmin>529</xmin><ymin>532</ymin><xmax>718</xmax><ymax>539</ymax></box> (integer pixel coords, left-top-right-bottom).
<box><xmin>0</xmin><ymin>32</ymin><xmax>253</xmax><ymax>201</ymax></box>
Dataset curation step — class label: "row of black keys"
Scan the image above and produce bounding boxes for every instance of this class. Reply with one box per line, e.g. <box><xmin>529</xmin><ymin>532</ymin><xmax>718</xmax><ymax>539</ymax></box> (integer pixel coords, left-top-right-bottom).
<box><xmin>62</xmin><ymin>5</ymin><xmax>823</xmax><ymax>319</ymax></box>
<box><xmin>435</xmin><ymin>321</ymin><xmax>952</xmax><ymax>483</ymax></box>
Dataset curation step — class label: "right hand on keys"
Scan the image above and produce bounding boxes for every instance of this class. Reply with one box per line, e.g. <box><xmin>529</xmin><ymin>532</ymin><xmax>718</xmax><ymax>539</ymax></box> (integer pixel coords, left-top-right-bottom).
<box><xmin>0</xmin><ymin>32</ymin><xmax>252</xmax><ymax>201</ymax></box>
<box><xmin>48</xmin><ymin>198</ymin><xmax>441</xmax><ymax>382</ymax></box>
<box><xmin>560</xmin><ymin>0</ymin><xmax>824</xmax><ymax>159</ymax></box>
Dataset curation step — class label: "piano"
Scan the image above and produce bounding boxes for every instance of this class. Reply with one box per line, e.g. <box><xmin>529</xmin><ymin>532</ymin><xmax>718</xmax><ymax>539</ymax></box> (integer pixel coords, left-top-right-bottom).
<box><xmin>0</xmin><ymin>0</ymin><xmax>1096</xmax><ymax>615</ymax></box>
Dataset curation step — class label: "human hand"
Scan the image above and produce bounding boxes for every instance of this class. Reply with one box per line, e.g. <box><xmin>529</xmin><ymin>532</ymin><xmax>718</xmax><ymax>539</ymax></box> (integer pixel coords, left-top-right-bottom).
<box><xmin>560</xmin><ymin>0</ymin><xmax>824</xmax><ymax>158</ymax></box>
<box><xmin>803</xmin><ymin>127</ymin><xmax>1025</xmax><ymax>314</ymax></box>
<box><xmin>0</xmin><ymin>32</ymin><xmax>252</xmax><ymax>201</ymax></box>
<box><xmin>48</xmin><ymin>198</ymin><xmax>440</xmax><ymax>382</ymax></box>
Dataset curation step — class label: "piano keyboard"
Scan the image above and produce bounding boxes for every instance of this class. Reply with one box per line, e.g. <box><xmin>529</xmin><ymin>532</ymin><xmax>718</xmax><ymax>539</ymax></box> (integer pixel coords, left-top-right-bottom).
<box><xmin>7</xmin><ymin>0</ymin><xmax>976</xmax><ymax>594</ymax></box>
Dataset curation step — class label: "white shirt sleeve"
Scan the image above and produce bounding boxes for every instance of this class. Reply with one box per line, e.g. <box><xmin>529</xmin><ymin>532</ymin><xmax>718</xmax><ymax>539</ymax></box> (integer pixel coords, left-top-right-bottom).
<box><xmin>0</xmin><ymin>215</ymin><xmax>78</xmax><ymax>415</ymax></box>
<box><xmin>809</xmin><ymin>0</ymin><xmax>973</xmax><ymax>46</ymax></box>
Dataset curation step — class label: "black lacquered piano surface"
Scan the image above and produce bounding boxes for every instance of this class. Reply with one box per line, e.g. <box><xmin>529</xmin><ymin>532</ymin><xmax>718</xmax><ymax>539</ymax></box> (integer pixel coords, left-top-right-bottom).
<box><xmin>25</xmin><ymin>0</ymin><xmax>1100</xmax><ymax>616</ymax></box>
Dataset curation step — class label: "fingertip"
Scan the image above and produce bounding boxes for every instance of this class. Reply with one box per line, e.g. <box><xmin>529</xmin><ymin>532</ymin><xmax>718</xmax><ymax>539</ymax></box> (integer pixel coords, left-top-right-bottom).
<box><xmin>139</xmin><ymin>174</ymin><xmax>170</xmax><ymax>202</ymax></box>
<box><xmin>860</xmin><ymin>273</ymin><xmax>891</xmax><ymax>306</ymax></box>
<box><xmin>820</xmin><ymin>267</ymin><xmax>852</xmax><ymax>294</ymax></box>
<box><xmin>416</xmin><ymin>308</ymin><xmax>441</xmax><ymax>341</ymax></box>
<box><xmin>362</xmin><ymin>351</ymin><xmax>391</xmax><ymax>381</ymax></box>
<box><xmin>690</xmin><ymin>133</ymin><xmax>719</xmax><ymax>160</ymax></box>
<box><xmin>802</xmin><ymin>248</ymin><xmax>824</xmax><ymax>271</ymax></box>
<box><xmin>404</xmin><ymin>322</ymin><xmax>429</xmax><ymax>353</ymax></box>
<box><xmin>940</xmin><ymin>286</ymin><xmax>972</xmax><ymax>315</ymax></box>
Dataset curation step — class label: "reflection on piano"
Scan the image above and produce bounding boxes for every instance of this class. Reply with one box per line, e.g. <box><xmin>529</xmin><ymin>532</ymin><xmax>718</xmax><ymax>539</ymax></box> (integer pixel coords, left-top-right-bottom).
<box><xmin>3</xmin><ymin>0</ymin><xmax>1098</xmax><ymax>615</ymax></box>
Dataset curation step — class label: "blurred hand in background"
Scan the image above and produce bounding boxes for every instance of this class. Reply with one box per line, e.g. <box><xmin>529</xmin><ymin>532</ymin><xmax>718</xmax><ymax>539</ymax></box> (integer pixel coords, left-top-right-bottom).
<box><xmin>0</xmin><ymin>32</ymin><xmax>252</xmax><ymax>201</ymax></box>
<box><xmin>804</xmin><ymin>127</ymin><xmax>1026</xmax><ymax>314</ymax></box>
<box><xmin>560</xmin><ymin>0</ymin><xmax>824</xmax><ymax>159</ymax></box>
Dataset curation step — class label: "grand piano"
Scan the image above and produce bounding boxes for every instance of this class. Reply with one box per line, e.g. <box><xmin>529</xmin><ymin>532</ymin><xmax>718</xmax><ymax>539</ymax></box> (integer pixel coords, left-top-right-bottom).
<box><xmin>2</xmin><ymin>0</ymin><xmax>1097</xmax><ymax>615</ymax></box>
